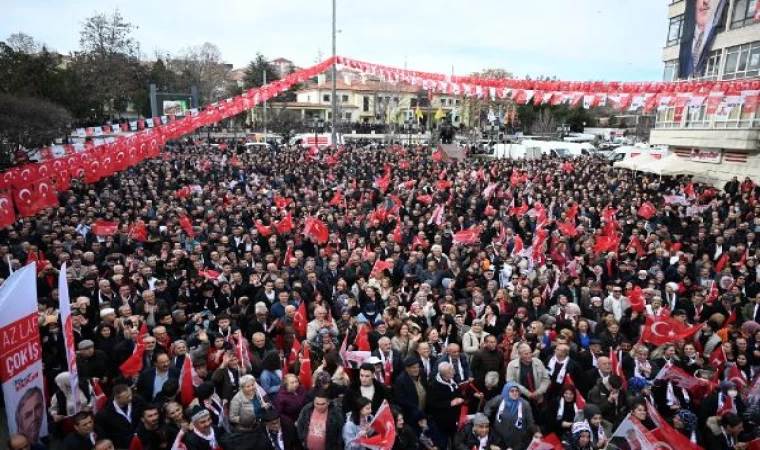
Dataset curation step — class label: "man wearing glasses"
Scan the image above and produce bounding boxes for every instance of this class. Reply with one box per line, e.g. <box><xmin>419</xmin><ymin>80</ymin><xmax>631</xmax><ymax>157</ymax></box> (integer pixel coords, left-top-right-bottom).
<box><xmin>603</xmin><ymin>286</ymin><xmax>629</xmax><ymax>322</ymax></box>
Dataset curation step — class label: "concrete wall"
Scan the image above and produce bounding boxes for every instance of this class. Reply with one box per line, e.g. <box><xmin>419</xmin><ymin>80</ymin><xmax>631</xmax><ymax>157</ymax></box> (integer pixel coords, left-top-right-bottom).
<box><xmin>650</xmin><ymin>127</ymin><xmax>760</xmax><ymax>151</ymax></box>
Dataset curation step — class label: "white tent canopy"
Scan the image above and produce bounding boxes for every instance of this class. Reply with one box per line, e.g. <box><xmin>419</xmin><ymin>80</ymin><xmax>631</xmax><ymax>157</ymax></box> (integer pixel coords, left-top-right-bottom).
<box><xmin>612</xmin><ymin>153</ymin><xmax>661</xmax><ymax>171</ymax></box>
<box><xmin>639</xmin><ymin>154</ymin><xmax>705</xmax><ymax>176</ymax></box>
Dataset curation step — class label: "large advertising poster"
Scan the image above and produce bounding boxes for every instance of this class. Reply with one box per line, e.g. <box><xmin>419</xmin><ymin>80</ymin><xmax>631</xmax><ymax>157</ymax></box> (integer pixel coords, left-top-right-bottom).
<box><xmin>162</xmin><ymin>100</ymin><xmax>189</xmax><ymax>116</ymax></box>
<box><xmin>0</xmin><ymin>264</ymin><xmax>48</xmax><ymax>443</ymax></box>
<box><xmin>678</xmin><ymin>0</ymin><xmax>728</xmax><ymax>78</ymax></box>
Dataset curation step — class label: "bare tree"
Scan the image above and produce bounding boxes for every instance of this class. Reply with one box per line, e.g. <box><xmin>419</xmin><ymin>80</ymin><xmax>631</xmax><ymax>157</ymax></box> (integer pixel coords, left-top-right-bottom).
<box><xmin>532</xmin><ymin>109</ymin><xmax>556</xmax><ymax>136</ymax></box>
<box><xmin>73</xmin><ymin>9</ymin><xmax>142</xmax><ymax>117</ymax></box>
<box><xmin>176</xmin><ymin>42</ymin><xmax>230</xmax><ymax>104</ymax></box>
<box><xmin>6</xmin><ymin>32</ymin><xmax>40</xmax><ymax>54</ymax></box>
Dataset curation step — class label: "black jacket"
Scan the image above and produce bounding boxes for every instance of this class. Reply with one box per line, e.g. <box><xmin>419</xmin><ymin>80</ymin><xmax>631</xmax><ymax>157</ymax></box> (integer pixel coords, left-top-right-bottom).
<box><xmin>59</xmin><ymin>432</ymin><xmax>94</xmax><ymax>450</ymax></box>
<box><xmin>136</xmin><ymin>366</ymin><xmax>181</xmax><ymax>401</ymax></box>
<box><xmin>343</xmin><ymin>379</ymin><xmax>390</xmax><ymax>414</ymax></box>
<box><xmin>94</xmin><ymin>398</ymin><xmax>144</xmax><ymax>449</ymax></box>
<box><xmin>453</xmin><ymin>423</ymin><xmax>504</xmax><ymax>450</ymax></box>
<box><xmin>296</xmin><ymin>400</ymin><xmax>345</xmax><ymax>450</ymax></box>
<box><xmin>393</xmin><ymin>371</ymin><xmax>428</xmax><ymax>420</ymax></box>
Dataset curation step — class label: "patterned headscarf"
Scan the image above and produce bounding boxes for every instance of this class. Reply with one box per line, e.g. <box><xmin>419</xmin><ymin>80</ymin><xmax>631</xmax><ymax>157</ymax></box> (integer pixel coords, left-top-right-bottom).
<box><xmin>677</xmin><ymin>409</ymin><xmax>698</xmax><ymax>433</ymax></box>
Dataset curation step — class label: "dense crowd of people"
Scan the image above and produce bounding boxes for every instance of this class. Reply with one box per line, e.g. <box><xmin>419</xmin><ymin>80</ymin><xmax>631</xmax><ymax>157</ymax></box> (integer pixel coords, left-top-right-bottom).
<box><xmin>3</xmin><ymin>139</ymin><xmax>760</xmax><ymax>450</ymax></box>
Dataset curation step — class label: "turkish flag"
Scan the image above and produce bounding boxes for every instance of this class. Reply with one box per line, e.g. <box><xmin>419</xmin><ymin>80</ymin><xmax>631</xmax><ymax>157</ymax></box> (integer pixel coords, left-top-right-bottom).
<box><xmin>709</xmin><ymin>345</ymin><xmax>727</xmax><ymax>372</ymax></box>
<box><xmin>0</xmin><ymin>193</ymin><xmax>15</xmax><ymax>228</ymax></box>
<box><xmin>594</xmin><ymin>235</ymin><xmax>620</xmax><ymax>254</ymax></box>
<box><xmin>54</xmin><ymin>171</ymin><xmax>71</xmax><ymax>192</ymax></box>
<box><xmin>727</xmin><ymin>364</ymin><xmax>749</xmax><ymax>389</ymax></box>
<box><xmin>355</xmin><ymin>324</ymin><xmax>371</xmax><ymax>351</ymax></box>
<box><xmin>637</xmin><ymin>202</ymin><xmax>656</xmax><ymax>220</ymax></box>
<box><xmin>275</xmin><ymin>212</ymin><xmax>294</xmax><ymax>235</ymax></box>
<box><xmin>353</xmin><ymin>400</ymin><xmax>396</xmax><ymax>450</ymax></box>
<box><xmin>432</xmin><ymin>150</ymin><xmax>443</xmax><ymax>161</ymax></box>
<box><xmin>179</xmin><ymin>215</ymin><xmax>195</xmax><ymax>237</ymax></box>
<box><xmin>329</xmin><ymin>190</ymin><xmax>343</xmax><ymax>206</ymax></box>
<box><xmin>645</xmin><ymin>400</ymin><xmax>704</xmax><ymax>450</ymax></box>
<box><xmin>255</xmin><ymin>222</ymin><xmax>273</xmax><ymax>237</ymax></box>
<box><xmin>128</xmin><ymin>221</ymin><xmax>148</xmax><ymax>242</ymax></box>
<box><xmin>484</xmin><ymin>203</ymin><xmax>497</xmax><ymax>216</ymax></box>
<box><xmin>179</xmin><ymin>353</ymin><xmax>199</xmax><ymax>406</ymax></box>
<box><xmin>526</xmin><ymin>433</ymin><xmax>563</xmax><ymax>450</ymax></box>
<box><xmin>84</xmin><ymin>159</ymin><xmax>103</xmax><ymax>184</ymax></box>
<box><xmin>684</xmin><ymin>182</ymin><xmax>696</xmax><ymax>198</ymax></box>
<box><xmin>13</xmin><ymin>187</ymin><xmax>36</xmax><ymax>217</ymax></box>
<box><xmin>628</xmin><ymin>286</ymin><xmax>646</xmax><ymax>313</ymax></box>
<box><xmin>274</xmin><ymin>195</ymin><xmax>293</xmax><ymax>209</ymax></box>
<box><xmin>627</xmin><ymin>237</ymin><xmax>646</xmax><ymax>257</ymax></box>
<box><xmin>654</xmin><ymin>364</ymin><xmax>713</xmax><ymax>401</ymax></box>
<box><xmin>610</xmin><ymin>349</ymin><xmax>627</xmax><ymax>390</ymax></box>
<box><xmin>370</xmin><ymin>259</ymin><xmax>394</xmax><ymax>279</ymax></box>
<box><xmin>392</xmin><ymin>223</ymin><xmax>403</xmax><ymax>244</ymax></box>
<box><xmin>91</xmin><ymin>221</ymin><xmax>119</xmax><ymax>236</ymax></box>
<box><xmin>640</xmin><ymin>316</ymin><xmax>702</xmax><ymax>346</ymax></box>
<box><xmin>453</xmin><ymin>227</ymin><xmax>482</xmax><ymax>246</ymax></box>
<box><xmin>416</xmin><ymin>194</ymin><xmax>432</xmax><ymax>205</ymax></box>
<box><xmin>298</xmin><ymin>345</ymin><xmax>313</xmax><ymax>390</ymax></box>
<box><xmin>91</xmin><ymin>380</ymin><xmax>108</xmax><ymax>413</ymax></box>
<box><xmin>556</xmin><ymin>221</ymin><xmax>578</xmax><ymax>238</ymax></box>
<box><xmin>294</xmin><ymin>300</ymin><xmax>307</xmax><ymax>339</ymax></box>
<box><xmin>304</xmin><ymin>216</ymin><xmax>329</xmax><ymax>244</ymax></box>
<box><xmin>120</xmin><ymin>343</ymin><xmax>145</xmax><ymax>378</ymax></box>
<box><xmin>34</xmin><ymin>178</ymin><xmax>58</xmax><ymax>209</ymax></box>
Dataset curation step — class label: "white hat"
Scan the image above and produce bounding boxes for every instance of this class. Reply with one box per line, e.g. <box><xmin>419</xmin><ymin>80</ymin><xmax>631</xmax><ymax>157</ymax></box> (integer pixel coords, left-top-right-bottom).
<box><xmin>100</xmin><ymin>308</ymin><xmax>115</xmax><ymax>318</ymax></box>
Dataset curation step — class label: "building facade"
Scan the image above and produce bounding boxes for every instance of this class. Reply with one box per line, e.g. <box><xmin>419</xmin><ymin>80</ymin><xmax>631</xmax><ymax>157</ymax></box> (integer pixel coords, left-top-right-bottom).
<box><xmin>650</xmin><ymin>0</ymin><xmax>760</xmax><ymax>183</ymax></box>
<box><xmin>265</xmin><ymin>70</ymin><xmax>462</xmax><ymax>128</ymax></box>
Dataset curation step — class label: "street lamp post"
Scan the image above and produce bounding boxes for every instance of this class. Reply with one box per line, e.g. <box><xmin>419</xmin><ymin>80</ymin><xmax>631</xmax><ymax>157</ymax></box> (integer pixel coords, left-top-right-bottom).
<box><xmin>405</xmin><ymin>119</ymin><xmax>411</xmax><ymax>147</ymax></box>
<box><xmin>313</xmin><ymin>117</ymin><xmax>324</xmax><ymax>148</ymax></box>
<box><xmin>331</xmin><ymin>0</ymin><xmax>338</xmax><ymax>148</ymax></box>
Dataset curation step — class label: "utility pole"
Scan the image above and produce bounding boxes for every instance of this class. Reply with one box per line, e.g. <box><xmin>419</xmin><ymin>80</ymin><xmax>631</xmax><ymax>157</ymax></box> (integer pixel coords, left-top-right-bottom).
<box><xmin>263</xmin><ymin>70</ymin><xmax>267</xmax><ymax>142</ymax></box>
<box><xmin>331</xmin><ymin>0</ymin><xmax>338</xmax><ymax>147</ymax></box>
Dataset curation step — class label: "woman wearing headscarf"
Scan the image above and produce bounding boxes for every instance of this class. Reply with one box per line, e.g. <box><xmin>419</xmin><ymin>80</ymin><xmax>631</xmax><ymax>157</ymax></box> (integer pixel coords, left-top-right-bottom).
<box><xmin>564</xmin><ymin>422</ymin><xmax>594</xmax><ymax>450</ymax></box>
<box><xmin>578</xmin><ymin>404</ymin><xmax>611</xmax><ymax>450</ymax></box>
<box><xmin>484</xmin><ymin>381</ymin><xmax>535</xmax><ymax>450</ymax></box>
<box><xmin>546</xmin><ymin>385</ymin><xmax>581</xmax><ymax>436</ymax></box>
<box><xmin>672</xmin><ymin>409</ymin><xmax>701</xmax><ymax>446</ymax></box>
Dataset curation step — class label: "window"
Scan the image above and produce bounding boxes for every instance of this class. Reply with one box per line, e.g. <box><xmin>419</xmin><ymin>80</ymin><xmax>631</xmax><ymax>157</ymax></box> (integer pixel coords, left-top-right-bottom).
<box><xmin>362</xmin><ymin>96</ymin><xmax>370</xmax><ymax>112</ymax></box>
<box><xmin>322</xmin><ymin>94</ymin><xmax>330</xmax><ymax>102</ymax></box>
<box><xmin>667</xmin><ymin>15</ymin><xmax>684</xmax><ymax>46</ymax></box>
<box><xmin>731</xmin><ymin>0</ymin><xmax>757</xmax><ymax>28</ymax></box>
<box><xmin>344</xmin><ymin>113</ymin><xmax>351</xmax><ymax>120</ymax></box>
<box><xmin>341</xmin><ymin>95</ymin><xmax>349</xmax><ymax>102</ymax></box>
<box><xmin>723</xmin><ymin>41</ymin><xmax>760</xmax><ymax>79</ymax></box>
<box><xmin>410</xmin><ymin>99</ymin><xmax>418</xmax><ymax>107</ymax></box>
<box><xmin>663</xmin><ymin>60</ymin><xmax>679</xmax><ymax>81</ymax></box>
<box><xmin>701</xmin><ymin>50</ymin><xmax>722</xmax><ymax>80</ymax></box>
<box><xmin>455</xmin><ymin>99</ymin><xmax>461</xmax><ymax>105</ymax></box>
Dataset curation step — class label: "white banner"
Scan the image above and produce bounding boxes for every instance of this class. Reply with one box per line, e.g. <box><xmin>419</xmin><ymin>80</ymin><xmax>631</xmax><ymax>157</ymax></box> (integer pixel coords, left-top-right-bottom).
<box><xmin>59</xmin><ymin>262</ymin><xmax>80</xmax><ymax>414</ymax></box>
<box><xmin>0</xmin><ymin>263</ymin><xmax>48</xmax><ymax>443</ymax></box>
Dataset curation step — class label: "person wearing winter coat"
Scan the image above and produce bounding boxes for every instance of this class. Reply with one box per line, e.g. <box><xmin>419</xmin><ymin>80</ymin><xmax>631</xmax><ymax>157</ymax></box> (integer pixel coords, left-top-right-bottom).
<box><xmin>564</xmin><ymin>422</ymin><xmax>595</xmax><ymax>450</ymax></box>
<box><xmin>273</xmin><ymin>374</ymin><xmax>308</xmax><ymax>424</ymax></box>
<box><xmin>453</xmin><ymin>413</ymin><xmax>504</xmax><ymax>450</ymax></box>
<box><xmin>484</xmin><ymin>381</ymin><xmax>535</xmax><ymax>450</ymax></box>
<box><xmin>296</xmin><ymin>390</ymin><xmax>345</xmax><ymax>450</ymax></box>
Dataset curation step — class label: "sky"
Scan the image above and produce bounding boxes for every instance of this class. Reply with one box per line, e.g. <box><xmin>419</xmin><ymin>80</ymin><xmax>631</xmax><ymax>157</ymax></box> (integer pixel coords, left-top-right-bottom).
<box><xmin>1</xmin><ymin>0</ymin><xmax>669</xmax><ymax>82</ymax></box>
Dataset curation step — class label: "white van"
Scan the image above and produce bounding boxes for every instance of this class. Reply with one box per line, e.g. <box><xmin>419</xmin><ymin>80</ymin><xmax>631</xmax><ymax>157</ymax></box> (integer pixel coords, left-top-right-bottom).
<box><xmin>519</xmin><ymin>140</ymin><xmax>572</xmax><ymax>158</ymax></box>
<box><xmin>491</xmin><ymin>144</ymin><xmax>542</xmax><ymax>160</ymax></box>
<box><xmin>608</xmin><ymin>146</ymin><xmax>670</xmax><ymax>162</ymax></box>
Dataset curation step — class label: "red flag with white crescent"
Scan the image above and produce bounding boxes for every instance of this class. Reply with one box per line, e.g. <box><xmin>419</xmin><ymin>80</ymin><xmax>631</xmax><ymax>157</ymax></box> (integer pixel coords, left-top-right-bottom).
<box><xmin>352</xmin><ymin>400</ymin><xmax>396</xmax><ymax>450</ymax></box>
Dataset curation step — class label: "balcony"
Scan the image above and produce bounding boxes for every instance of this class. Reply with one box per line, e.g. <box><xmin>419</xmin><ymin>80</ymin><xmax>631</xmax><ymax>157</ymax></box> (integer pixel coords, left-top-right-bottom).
<box><xmin>651</xmin><ymin>120</ymin><xmax>760</xmax><ymax>151</ymax></box>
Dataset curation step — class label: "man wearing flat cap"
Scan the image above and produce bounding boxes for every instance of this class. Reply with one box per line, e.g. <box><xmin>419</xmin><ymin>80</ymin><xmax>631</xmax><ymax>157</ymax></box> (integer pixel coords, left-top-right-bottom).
<box><xmin>453</xmin><ymin>413</ymin><xmax>504</xmax><ymax>450</ymax></box>
<box><xmin>394</xmin><ymin>356</ymin><xmax>428</xmax><ymax>421</ymax></box>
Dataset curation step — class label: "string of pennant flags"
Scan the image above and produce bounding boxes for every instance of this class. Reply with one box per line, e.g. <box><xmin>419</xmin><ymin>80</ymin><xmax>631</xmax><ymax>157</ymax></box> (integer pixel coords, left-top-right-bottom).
<box><xmin>0</xmin><ymin>55</ymin><xmax>757</xmax><ymax>225</ymax></box>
